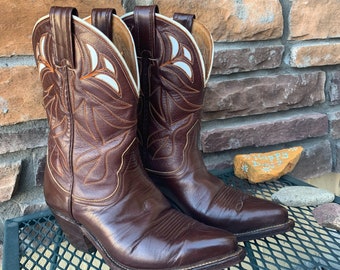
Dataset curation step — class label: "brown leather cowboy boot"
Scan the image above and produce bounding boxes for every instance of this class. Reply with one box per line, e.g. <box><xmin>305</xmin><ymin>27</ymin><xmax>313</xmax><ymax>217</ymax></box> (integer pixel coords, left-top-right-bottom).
<box><xmin>32</xmin><ymin>6</ymin><xmax>245</xmax><ymax>269</ymax></box>
<box><xmin>122</xmin><ymin>5</ymin><xmax>294</xmax><ymax>242</ymax></box>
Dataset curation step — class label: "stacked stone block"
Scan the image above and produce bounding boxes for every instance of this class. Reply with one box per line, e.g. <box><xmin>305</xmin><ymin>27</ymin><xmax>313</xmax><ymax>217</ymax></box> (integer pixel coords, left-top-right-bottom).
<box><xmin>0</xmin><ymin>0</ymin><xmax>339</xmax><ymax>242</ymax></box>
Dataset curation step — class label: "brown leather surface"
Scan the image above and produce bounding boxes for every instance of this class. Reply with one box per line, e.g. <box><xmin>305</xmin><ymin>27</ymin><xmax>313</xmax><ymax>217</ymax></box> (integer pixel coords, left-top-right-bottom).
<box><xmin>49</xmin><ymin>6</ymin><xmax>78</xmax><ymax>68</ymax></box>
<box><xmin>91</xmin><ymin>8</ymin><xmax>116</xmax><ymax>40</ymax></box>
<box><xmin>173</xmin><ymin>13</ymin><xmax>195</xmax><ymax>32</ymax></box>
<box><xmin>32</xmin><ymin>6</ymin><xmax>245</xmax><ymax>269</ymax></box>
<box><xmin>123</xmin><ymin>5</ymin><xmax>294</xmax><ymax>241</ymax></box>
<box><xmin>133</xmin><ymin>5</ymin><xmax>158</xmax><ymax>57</ymax></box>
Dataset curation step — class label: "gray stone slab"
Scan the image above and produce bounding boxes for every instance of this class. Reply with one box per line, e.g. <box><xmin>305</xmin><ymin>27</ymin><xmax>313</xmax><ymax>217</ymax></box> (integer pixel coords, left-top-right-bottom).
<box><xmin>202</xmin><ymin>71</ymin><xmax>325</xmax><ymax>121</ymax></box>
<box><xmin>201</xmin><ymin>112</ymin><xmax>328</xmax><ymax>153</ymax></box>
<box><xmin>211</xmin><ymin>45</ymin><xmax>284</xmax><ymax>75</ymax></box>
<box><xmin>271</xmin><ymin>186</ymin><xmax>335</xmax><ymax>207</ymax></box>
<box><xmin>0</xmin><ymin>186</ymin><xmax>47</xmax><ymax>242</ymax></box>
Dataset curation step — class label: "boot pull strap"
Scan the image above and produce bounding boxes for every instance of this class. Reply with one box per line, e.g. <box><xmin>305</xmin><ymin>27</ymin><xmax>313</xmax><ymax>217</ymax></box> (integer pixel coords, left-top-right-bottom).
<box><xmin>134</xmin><ymin>5</ymin><xmax>159</xmax><ymax>58</ymax></box>
<box><xmin>50</xmin><ymin>6</ymin><xmax>78</xmax><ymax>68</ymax></box>
<box><xmin>173</xmin><ymin>13</ymin><xmax>196</xmax><ymax>33</ymax></box>
<box><xmin>91</xmin><ymin>8</ymin><xmax>116</xmax><ymax>40</ymax></box>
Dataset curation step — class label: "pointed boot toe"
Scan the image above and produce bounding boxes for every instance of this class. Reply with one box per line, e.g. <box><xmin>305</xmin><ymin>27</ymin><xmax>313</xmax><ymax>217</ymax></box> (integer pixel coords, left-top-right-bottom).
<box><xmin>199</xmin><ymin>182</ymin><xmax>295</xmax><ymax>241</ymax></box>
<box><xmin>220</xmin><ymin>192</ymin><xmax>295</xmax><ymax>241</ymax></box>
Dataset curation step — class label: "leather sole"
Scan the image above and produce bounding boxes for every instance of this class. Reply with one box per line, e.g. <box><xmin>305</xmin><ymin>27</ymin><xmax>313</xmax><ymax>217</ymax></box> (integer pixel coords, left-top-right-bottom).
<box><xmin>235</xmin><ymin>219</ymin><xmax>295</xmax><ymax>242</ymax></box>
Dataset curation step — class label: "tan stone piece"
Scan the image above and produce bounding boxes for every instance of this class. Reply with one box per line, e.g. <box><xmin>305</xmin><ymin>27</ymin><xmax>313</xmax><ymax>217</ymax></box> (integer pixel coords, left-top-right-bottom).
<box><xmin>0</xmin><ymin>0</ymin><xmax>125</xmax><ymax>56</ymax></box>
<box><xmin>0</xmin><ymin>161</ymin><xmax>21</xmax><ymax>202</ymax></box>
<box><xmin>290</xmin><ymin>43</ymin><xmax>340</xmax><ymax>68</ymax></box>
<box><xmin>234</xmin><ymin>146</ymin><xmax>303</xmax><ymax>183</ymax></box>
<box><xmin>289</xmin><ymin>0</ymin><xmax>340</xmax><ymax>41</ymax></box>
<box><xmin>153</xmin><ymin>0</ymin><xmax>283</xmax><ymax>42</ymax></box>
<box><xmin>0</xmin><ymin>67</ymin><xmax>46</xmax><ymax>126</ymax></box>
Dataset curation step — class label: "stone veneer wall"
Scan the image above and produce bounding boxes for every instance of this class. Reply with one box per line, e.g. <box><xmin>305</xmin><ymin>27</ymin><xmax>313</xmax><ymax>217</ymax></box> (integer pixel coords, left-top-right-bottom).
<box><xmin>0</xmin><ymin>0</ymin><xmax>339</xmax><ymax>241</ymax></box>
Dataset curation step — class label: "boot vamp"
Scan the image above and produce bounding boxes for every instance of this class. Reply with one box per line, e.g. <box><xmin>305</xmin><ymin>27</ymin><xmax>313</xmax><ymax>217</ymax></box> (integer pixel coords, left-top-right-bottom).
<box><xmin>195</xmin><ymin>177</ymin><xmax>289</xmax><ymax>234</ymax></box>
<box><xmin>153</xmin><ymin>171</ymin><xmax>288</xmax><ymax>235</ymax></box>
<box><xmin>73</xmin><ymin>199</ymin><xmax>238</xmax><ymax>269</ymax></box>
<box><xmin>71</xmin><ymin>150</ymin><xmax>238</xmax><ymax>269</ymax></box>
<box><xmin>212</xmin><ymin>190</ymin><xmax>289</xmax><ymax>234</ymax></box>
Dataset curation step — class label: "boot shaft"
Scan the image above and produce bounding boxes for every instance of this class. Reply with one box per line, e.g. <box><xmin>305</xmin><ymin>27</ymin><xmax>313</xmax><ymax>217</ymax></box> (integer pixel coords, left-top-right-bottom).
<box><xmin>122</xmin><ymin>7</ymin><xmax>213</xmax><ymax>173</ymax></box>
<box><xmin>33</xmin><ymin>7</ymin><xmax>140</xmax><ymax>203</ymax></box>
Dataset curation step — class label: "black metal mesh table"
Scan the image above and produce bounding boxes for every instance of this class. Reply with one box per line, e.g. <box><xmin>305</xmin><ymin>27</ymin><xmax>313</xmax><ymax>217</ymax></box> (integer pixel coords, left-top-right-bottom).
<box><xmin>3</xmin><ymin>170</ymin><xmax>340</xmax><ymax>270</ymax></box>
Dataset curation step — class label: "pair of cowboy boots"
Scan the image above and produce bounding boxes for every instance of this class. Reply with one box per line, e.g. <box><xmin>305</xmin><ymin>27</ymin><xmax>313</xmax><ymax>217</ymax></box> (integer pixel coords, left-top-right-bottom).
<box><xmin>32</xmin><ymin>5</ymin><xmax>294</xmax><ymax>269</ymax></box>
